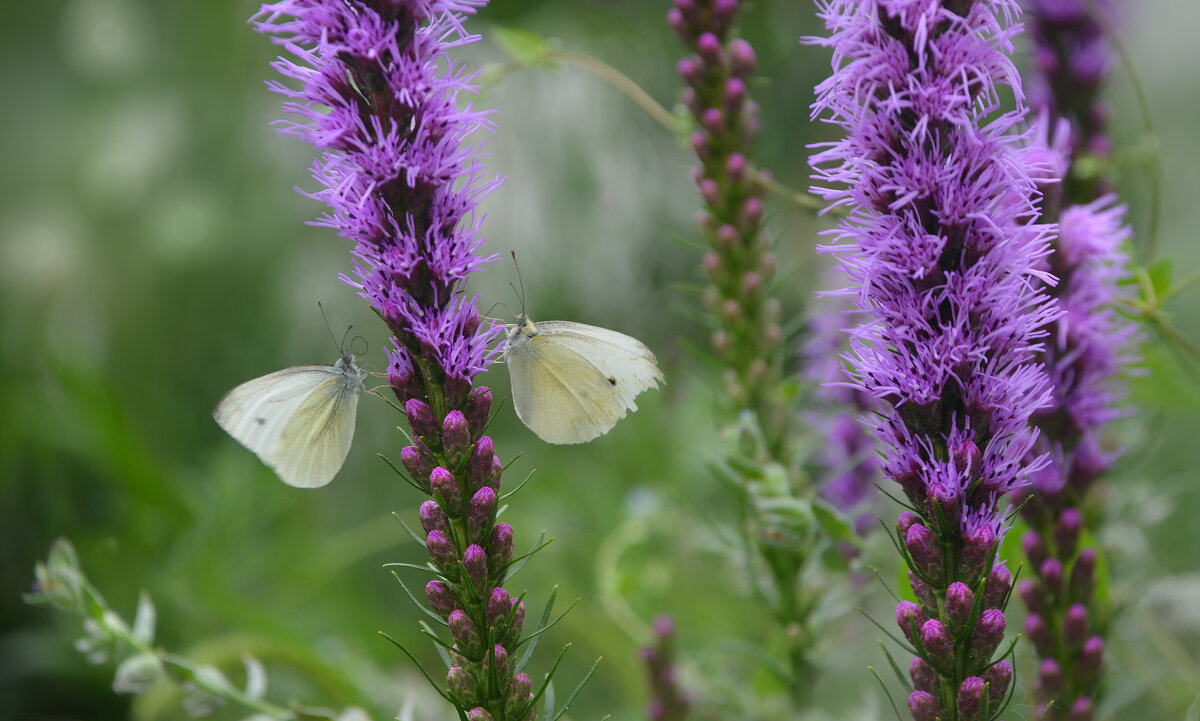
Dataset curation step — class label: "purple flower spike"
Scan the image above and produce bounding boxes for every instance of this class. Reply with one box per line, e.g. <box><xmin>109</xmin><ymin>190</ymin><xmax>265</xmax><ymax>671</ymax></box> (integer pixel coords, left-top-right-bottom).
<box><xmin>1018</xmin><ymin>5</ymin><xmax>1139</xmax><ymax>715</ymax></box>
<box><xmin>252</xmin><ymin>3</ymin><xmax>538</xmax><ymax>717</ymax></box>
<box><xmin>809</xmin><ymin>3</ymin><xmax>1057</xmax><ymax>713</ymax></box>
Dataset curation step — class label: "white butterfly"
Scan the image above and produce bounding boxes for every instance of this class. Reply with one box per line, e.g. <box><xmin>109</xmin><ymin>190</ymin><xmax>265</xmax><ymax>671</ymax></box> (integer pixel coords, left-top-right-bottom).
<box><xmin>503</xmin><ymin>315</ymin><xmax>665</xmax><ymax>444</ymax></box>
<box><xmin>213</xmin><ymin>352</ymin><xmax>366</xmax><ymax>488</ymax></box>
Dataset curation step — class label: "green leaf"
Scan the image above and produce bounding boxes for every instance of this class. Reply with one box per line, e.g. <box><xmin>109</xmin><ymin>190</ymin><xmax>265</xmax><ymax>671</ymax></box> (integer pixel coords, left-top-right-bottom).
<box><xmin>492</xmin><ymin>26</ymin><xmax>550</xmax><ymax>66</ymax></box>
<box><xmin>516</xmin><ymin>586</ymin><xmax>558</xmax><ymax>674</ymax></box>
<box><xmin>550</xmin><ymin>656</ymin><xmax>602</xmax><ymax>721</ymax></box>
<box><xmin>1146</xmin><ymin>258</ymin><xmax>1174</xmax><ymax>299</ymax></box>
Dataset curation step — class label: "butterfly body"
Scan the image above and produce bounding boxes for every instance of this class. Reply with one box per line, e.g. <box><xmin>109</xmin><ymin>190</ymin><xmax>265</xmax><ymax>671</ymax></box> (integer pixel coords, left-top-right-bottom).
<box><xmin>214</xmin><ymin>352</ymin><xmax>365</xmax><ymax>488</ymax></box>
<box><xmin>504</xmin><ymin>315</ymin><xmax>664</xmax><ymax>444</ymax></box>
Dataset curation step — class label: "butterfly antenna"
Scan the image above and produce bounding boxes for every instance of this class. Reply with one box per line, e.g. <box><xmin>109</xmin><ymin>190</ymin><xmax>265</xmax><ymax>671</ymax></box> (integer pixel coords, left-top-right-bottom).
<box><xmin>484</xmin><ymin>300</ymin><xmax>513</xmax><ymax>323</ymax></box>
<box><xmin>318</xmin><ymin>301</ymin><xmax>343</xmax><ymax>352</ymax></box>
<box><xmin>351</xmin><ymin>334</ymin><xmax>369</xmax><ymax>356</ymax></box>
<box><xmin>510</xmin><ymin>250</ymin><xmax>527</xmax><ymax>315</ymax></box>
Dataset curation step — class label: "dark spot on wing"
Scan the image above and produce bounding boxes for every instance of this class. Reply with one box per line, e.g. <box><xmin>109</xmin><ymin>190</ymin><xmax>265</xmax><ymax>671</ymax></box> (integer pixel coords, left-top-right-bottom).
<box><xmin>608</xmin><ymin>377</ymin><xmax>617</xmax><ymax>385</ymax></box>
<box><xmin>256</xmin><ymin>417</ymin><xmax>266</xmax><ymax>425</ymax></box>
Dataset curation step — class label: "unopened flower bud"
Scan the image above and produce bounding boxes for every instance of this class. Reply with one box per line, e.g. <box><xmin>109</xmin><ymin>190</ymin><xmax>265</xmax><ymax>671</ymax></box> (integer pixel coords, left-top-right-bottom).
<box><xmin>681</xmin><ymin>87</ymin><xmax>700</xmax><ymax>116</ymax></box>
<box><xmin>689</xmin><ymin>131</ymin><xmax>709</xmax><ymax>160</ymax></box>
<box><xmin>449</xmin><ymin>609</ymin><xmax>480</xmax><ymax>652</ymax></box>
<box><xmin>1019</xmin><ymin>578</ymin><xmax>1043</xmax><ymax>614</ymax></box>
<box><xmin>465</xmin><ymin>385</ymin><xmax>491</xmax><ymax>434</ymax></box>
<box><xmin>945</xmin><ymin>582</ymin><xmax>974</xmax><ymax>631</ymax></box>
<box><xmin>463</xmin><ymin>544</ymin><xmax>488</xmax><ymax>591</ymax></box>
<box><xmin>1056</xmin><ymin>507</ymin><xmax>1082</xmax><ymax>557</ymax></box>
<box><xmin>405</xmin><ymin>399</ymin><xmax>437</xmax><ymax>439</ymax></box>
<box><xmin>430</xmin><ymin>467</ymin><xmax>460</xmax><ymax>513</ymax></box>
<box><xmin>699</xmin><ymin>177</ymin><xmax>721</xmax><ymax>206</ymax></box>
<box><xmin>486</xmin><ymin>644</ymin><xmax>510</xmax><ymax>679</ymax></box>
<box><xmin>724</xmin><ymin>78</ymin><xmax>747</xmax><ymax>114</ymax></box>
<box><xmin>983</xmin><ymin>659</ymin><xmax>1012</xmax><ymax>699</ymax></box>
<box><xmin>895</xmin><ymin>601</ymin><xmax>925</xmax><ymax>645</ymax></box>
<box><xmin>711</xmin><ymin>0</ymin><xmax>737</xmax><ymax>32</ymax></box>
<box><xmin>420</xmin><ymin>500</ymin><xmax>448</xmax><ymax>535</ymax></box>
<box><xmin>897</xmin><ymin>512</ymin><xmax>921</xmax><ymax>537</ymax></box>
<box><xmin>677</xmin><ymin>56</ymin><xmax>702</xmax><ymax>87</ymax></box>
<box><xmin>908</xmin><ymin>691</ymin><xmax>940</xmax><ymax>721</ymax></box>
<box><xmin>909</xmin><ymin>657</ymin><xmax>936</xmax><ymax>693</ymax></box>
<box><xmin>739</xmin><ymin>196</ymin><xmax>763</xmax><ymax>229</ymax></box>
<box><xmin>1037</xmin><ymin>658</ymin><xmax>1063</xmax><ymax>695</ymax></box>
<box><xmin>488</xmin><ymin>523</ymin><xmax>514</xmax><ymax>568</ymax></box>
<box><xmin>908</xmin><ymin>570</ymin><xmax>936</xmax><ymax>609</ymax></box>
<box><xmin>1069</xmin><ymin>548</ymin><xmax>1096</xmax><ymax>602</ymax></box>
<box><xmin>740</xmin><ymin>271</ymin><xmax>762</xmax><ymax>299</ymax></box>
<box><xmin>468</xmin><ymin>436</ymin><xmax>495</xmax><ymax>491</ymax></box>
<box><xmin>426</xmin><ymin>530</ymin><xmax>458</xmax><ymax>572</ymax></box>
<box><xmin>957</xmin><ymin>676</ymin><xmax>985</xmax><ymax>721</ymax></box>
<box><xmin>487</xmin><ymin>587</ymin><xmax>513</xmax><ymax>626</ymax></box>
<box><xmin>905</xmin><ymin>524</ymin><xmax>944</xmax><ymax>584</ymax></box>
<box><xmin>701</xmin><ymin>107</ymin><xmax>725</xmax><ymax>136</ymax></box>
<box><xmin>1039</xmin><ymin>558</ymin><xmax>1063</xmax><ymax>596</ymax></box>
<box><xmin>1069</xmin><ymin>696</ymin><xmax>1095</xmax><ymax>721</ymax></box>
<box><xmin>487</xmin><ymin>456</ymin><xmax>503</xmax><ymax>492</ymax></box>
<box><xmin>725</xmin><ymin>153</ymin><xmax>747</xmax><ymax>185</ymax></box>
<box><xmin>426</xmin><ymin>580</ymin><xmax>455</xmax><ymax>618</ymax></box>
<box><xmin>1078</xmin><ymin>635</ymin><xmax>1104</xmax><ymax>684</ymax></box>
<box><xmin>968</xmin><ymin>609</ymin><xmax>1005</xmax><ymax>666</ymax></box>
<box><xmin>962</xmin><ymin>523</ymin><xmax>998</xmax><ymax>581</ymax></box>
<box><xmin>466</xmin><ymin>707</ymin><xmax>493</xmax><ymax>721</ymax></box>
<box><xmin>442</xmin><ymin>410</ymin><xmax>469</xmax><ymax>459</ymax></box>
<box><xmin>983</xmin><ymin>563</ymin><xmax>1011</xmax><ymax>610</ymax></box>
<box><xmin>696</xmin><ymin>32</ymin><xmax>722</xmax><ymax>65</ymax></box>
<box><xmin>1023</xmin><ymin>530</ymin><xmax>1047</xmax><ymax>568</ymax></box>
<box><xmin>1025</xmin><ymin>612</ymin><xmax>1052</xmax><ymax>657</ymax></box>
<box><xmin>401</xmin><ymin>445</ymin><xmax>429</xmax><ymax>488</ymax></box>
<box><xmin>1064</xmin><ymin>603</ymin><xmax>1090</xmax><ymax>647</ymax></box>
<box><xmin>716</xmin><ymin>223</ymin><xmax>739</xmax><ymax>252</ymax></box>
<box><xmin>447</xmin><ymin>667</ymin><xmax>477</xmax><ymax>705</ymax></box>
<box><xmin>468</xmin><ymin>487</ymin><xmax>498</xmax><ymax>542</ymax></box>
<box><xmin>721</xmin><ymin>298</ymin><xmax>742</xmax><ymax>324</ymax></box>
<box><xmin>729</xmin><ymin>38</ymin><xmax>756</xmax><ymax>76</ymax></box>
<box><xmin>666</xmin><ymin>8</ymin><xmax>687</xmax><ymax>40</ymax></box>
<box><xmin>922</xmin><ymin>619</ymin><xmax>953</xmax><ymax>667</ymax></box>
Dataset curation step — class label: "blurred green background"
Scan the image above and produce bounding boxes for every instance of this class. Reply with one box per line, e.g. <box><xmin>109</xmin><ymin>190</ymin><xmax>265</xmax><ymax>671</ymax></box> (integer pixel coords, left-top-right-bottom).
<box><xmin>2</xmin><ymin>1</ymin><xmax>1198</xmax><ymax>719</ymax></box>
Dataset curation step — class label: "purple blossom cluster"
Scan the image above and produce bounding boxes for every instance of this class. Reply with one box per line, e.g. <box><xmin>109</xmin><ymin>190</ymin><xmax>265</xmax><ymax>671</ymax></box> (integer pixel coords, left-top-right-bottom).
<box><xmin>253</xmin><ymin>2</ymin><xmax>532</xmax><ymax>718</ymax></box>
<box><xmin>1018</xmin><ymin>3</ymin><xmax>1137</xmax><ymax>718</ymax></box>
<box><xmin>808</xmin><ymin>2</ymin><xmax>1060</xmax><ymax>718</ymax></box>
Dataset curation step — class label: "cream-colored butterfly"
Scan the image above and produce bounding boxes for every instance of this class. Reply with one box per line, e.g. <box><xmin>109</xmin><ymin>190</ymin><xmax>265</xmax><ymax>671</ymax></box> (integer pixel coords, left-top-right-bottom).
<box><xmin>213</xmin><ymin>352</ymin><xmax>365</xmax><ymax>488</ymax></box>
<box><xmin>504</xmin><ymin>314</ymin><xmax>664</xmax><ymax>444</ymax></box>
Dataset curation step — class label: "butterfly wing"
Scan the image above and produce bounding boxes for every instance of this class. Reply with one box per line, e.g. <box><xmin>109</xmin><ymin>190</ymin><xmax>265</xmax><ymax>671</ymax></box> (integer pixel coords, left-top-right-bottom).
<box><xmin>213</xmin><ymin>365</ymin><xmax>338</xmax><ymax>462</ymax></box>
<box><xmin>506</xmin><ymin>321</ymin><xmax>664</xmax><ymax>444</ymax></box>
<box><xmin>268</xmin><ymin>372</ymin><xmax>360</xmax><ymax>489</ymax></box>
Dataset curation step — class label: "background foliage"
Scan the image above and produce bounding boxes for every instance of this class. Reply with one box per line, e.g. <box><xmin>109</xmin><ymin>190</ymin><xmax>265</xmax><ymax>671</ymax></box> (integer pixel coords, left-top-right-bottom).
<box><xmin>2</xmin><ymin>1</ymin><xmax>1198</xmax><ymax>719</ymax></box>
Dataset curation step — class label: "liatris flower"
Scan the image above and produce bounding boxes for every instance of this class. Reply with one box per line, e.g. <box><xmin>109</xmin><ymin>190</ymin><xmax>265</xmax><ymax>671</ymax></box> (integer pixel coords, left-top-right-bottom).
<box><xmin>252</xmin><ymin>3</ymin><xmax>535</xmax><ymax>718</ymax></box>
<box><xmin>669</xmin><ymin>0</ymin><xmax>783</xmax><ymax>445</ymax></box>
<box><xmin>671</xmin><ymin>1</ymin><xmax>829</xmax><ymax>701</ymax></box>
<box><xmin>1027</xmin><ymin>0</ymin><xmax>1118</xmax><ymax>204</ymax></box>
<box><xmin>808</xmin><ymin>3</ymin><xmax>1060</xmax><ymax>719</ymax></box>
<box><xmin>641</xmin><ymin>615</ymin><xmax>691</xmax><ymax>721</ymax></box>
<box><xmin>1018</xmin><ymin>4</ymin><xmax>1138</xmax><ymax>718</ymax></box>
